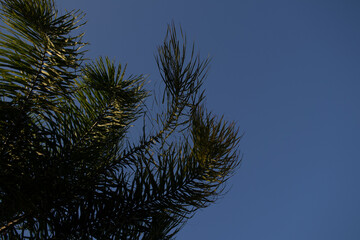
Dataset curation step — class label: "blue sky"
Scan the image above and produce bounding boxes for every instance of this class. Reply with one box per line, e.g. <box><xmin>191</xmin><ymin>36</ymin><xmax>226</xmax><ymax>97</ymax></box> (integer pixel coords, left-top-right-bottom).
<box><xmin>58</xmin><ymin>1</ymin><xmax>360</xmax><ymax>239</ymax></box>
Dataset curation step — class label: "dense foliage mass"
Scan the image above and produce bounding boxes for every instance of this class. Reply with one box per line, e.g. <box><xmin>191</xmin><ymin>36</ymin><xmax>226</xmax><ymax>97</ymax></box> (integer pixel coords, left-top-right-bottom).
<box><xmin>0</xmin><ymin>0</ymin><xmax>242</xmax><ymax>239</ymax></box>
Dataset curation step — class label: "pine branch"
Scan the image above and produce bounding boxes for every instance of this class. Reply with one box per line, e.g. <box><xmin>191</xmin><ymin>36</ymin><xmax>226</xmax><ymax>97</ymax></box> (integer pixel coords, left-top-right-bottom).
<box><xmin>0</xmin><ymin>213</ymin><xmax>27</xmax><ymax>234</ymax></box>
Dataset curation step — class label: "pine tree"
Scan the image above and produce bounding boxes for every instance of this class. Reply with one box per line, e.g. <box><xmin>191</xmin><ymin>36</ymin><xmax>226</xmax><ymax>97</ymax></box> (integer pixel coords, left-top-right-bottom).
<box><xmin>0</xmin><ymin>0</ymin><xmax>242</xmax><ymax>239</ymax></box>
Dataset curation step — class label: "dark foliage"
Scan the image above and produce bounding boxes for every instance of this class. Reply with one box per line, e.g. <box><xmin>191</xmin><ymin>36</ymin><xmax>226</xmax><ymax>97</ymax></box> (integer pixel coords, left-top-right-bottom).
<box><xmin>0</xmin><ymin>0</ymin><xmax>242</xmax><ymax>239</ymax></box>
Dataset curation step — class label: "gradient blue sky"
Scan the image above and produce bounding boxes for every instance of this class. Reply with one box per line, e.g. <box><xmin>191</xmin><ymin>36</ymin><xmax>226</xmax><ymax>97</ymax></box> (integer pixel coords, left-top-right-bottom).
<box><xmin>58</xmin><ymin>1</ymin><xmax>360</xmax><ymax>239</ymax></box>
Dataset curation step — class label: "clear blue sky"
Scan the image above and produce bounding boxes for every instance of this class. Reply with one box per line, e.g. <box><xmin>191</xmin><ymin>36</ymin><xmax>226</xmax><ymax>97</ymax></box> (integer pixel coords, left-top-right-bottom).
<box><xmin>58</xmin><ymin>1</ymin><xmax>360</xmax><ymax>239</ymax></box>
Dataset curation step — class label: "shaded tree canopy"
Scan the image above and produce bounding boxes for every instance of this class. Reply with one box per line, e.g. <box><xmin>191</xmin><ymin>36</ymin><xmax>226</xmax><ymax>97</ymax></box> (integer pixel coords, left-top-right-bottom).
<box><xmin>0</xmin><ymin>0</ymin><xmax>242</xmax><ymax>239</ymax></box>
